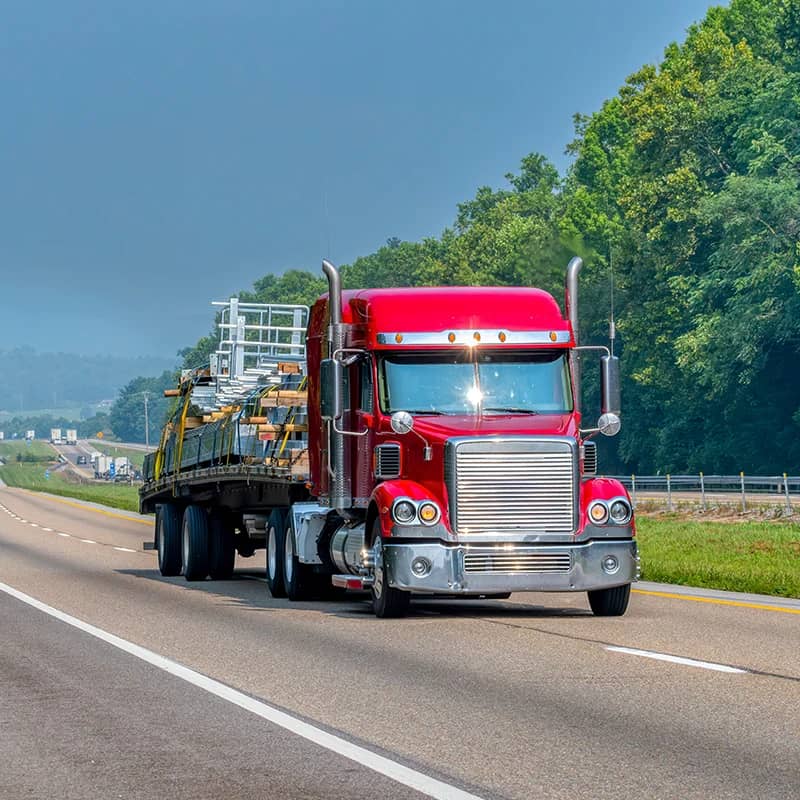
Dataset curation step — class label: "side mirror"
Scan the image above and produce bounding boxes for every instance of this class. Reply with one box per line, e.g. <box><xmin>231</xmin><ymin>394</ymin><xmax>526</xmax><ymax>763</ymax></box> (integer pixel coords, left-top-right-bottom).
<box><xmin>390</xmin><ymin>411</ymin><xmax>414</xmax><ymax>435</ymax></box>
<box><xmin>320</xmin><ymin>358</ymin><xmax>343</xmax><ymax>420</ymax></box>
<box><xmin>598</xmin><ymin>412</ymin><xmax>621</xmax><ymax>437</ymax></box>
<box><xmin>601</xmin><ymin>354</ymin><xmax>621</xmax><ymax>416</ymax></box>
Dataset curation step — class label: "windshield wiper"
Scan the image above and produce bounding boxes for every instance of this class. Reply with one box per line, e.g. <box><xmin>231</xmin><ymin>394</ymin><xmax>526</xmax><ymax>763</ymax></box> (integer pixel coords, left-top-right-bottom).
<box><xmin>481</xmin><ymin>407</ymin><xmax>538</xmax><ymax>415</ymax></box>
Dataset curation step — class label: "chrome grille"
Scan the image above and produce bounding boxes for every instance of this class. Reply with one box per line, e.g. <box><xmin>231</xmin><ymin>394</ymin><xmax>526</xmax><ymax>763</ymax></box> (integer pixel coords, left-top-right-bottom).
<box><xmin>464</xmin><ymin>550</ymin><xmax>572</xmax><ymax>574</ymax></box>
<box><xmin>374</xmin><ymin>444</ymin><xmax>401</xmax><ymax>479</ymax></box>
<box><xmin>448</xmin><ymin>437</ymin><xmax>577</xmax><ymax>535</ymax></box>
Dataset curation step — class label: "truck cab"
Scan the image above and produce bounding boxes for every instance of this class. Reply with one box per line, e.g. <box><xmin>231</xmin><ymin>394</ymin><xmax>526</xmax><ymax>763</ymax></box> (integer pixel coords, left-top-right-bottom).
<box><xmin>300</xmin><ymin>260</ymin><xmax>638</xmax><ymax>616</ymax></box>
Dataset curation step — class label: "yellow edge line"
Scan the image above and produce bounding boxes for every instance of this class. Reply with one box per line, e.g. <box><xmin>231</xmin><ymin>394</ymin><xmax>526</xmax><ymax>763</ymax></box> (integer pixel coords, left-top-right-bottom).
<box><xmin>633</xmin><ymin>588</ymin><xmax>800</xmax><ymax>615</ymax></box>
<box><xmin>18</xmin><ymin>490</ymin><xmax>152</xmax><ymax>526</ymax></box>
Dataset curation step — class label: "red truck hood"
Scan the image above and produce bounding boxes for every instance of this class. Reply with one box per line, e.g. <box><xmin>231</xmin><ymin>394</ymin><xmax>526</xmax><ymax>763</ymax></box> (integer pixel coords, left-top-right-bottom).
<box><xmin>410</xmin><ymin>413</ymin><xmax>577</xmax><ymax>443</ymax></box>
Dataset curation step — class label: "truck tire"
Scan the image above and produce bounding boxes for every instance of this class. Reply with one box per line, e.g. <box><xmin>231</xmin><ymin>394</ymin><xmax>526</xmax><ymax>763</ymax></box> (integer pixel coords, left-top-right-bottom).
<box><xmin>182</xmin><ymin>505</ymin><xmax>209</xmax><ymax>582</ymax></box>
<box><xmin>208</xmin><ymin>511</ymin><xmax>236</xmax><ymax>580</ymax></box>
<box><xmin>157</xmin><ymin>503</ymin><xmax>182</xmax><ymax>577</ymax></box>
<box><xmin>370</xmin><ymin>520</ymin><xmax>410</xmax><ymax>618</ymax></box>
<box><xmin>283</xmin><ymin>517</ymin><xmax>313</xmax><ymax>601</ymax></box>
<box><xmin>588</xmin><ymin>584</ymin><xmax>631</xmax><ymax>616</ymax></box>
<box><xmin>266</xmin><ymin>508</ymin><xmax>287</xmax><ymax>598</ymax></box>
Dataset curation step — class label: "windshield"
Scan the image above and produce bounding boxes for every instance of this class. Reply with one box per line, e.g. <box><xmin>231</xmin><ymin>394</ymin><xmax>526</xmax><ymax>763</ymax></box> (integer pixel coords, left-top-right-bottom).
<box><xmin>379</xmin><ymin>350</ymin><xmax>573</xmax><ymax>415</ymax></box>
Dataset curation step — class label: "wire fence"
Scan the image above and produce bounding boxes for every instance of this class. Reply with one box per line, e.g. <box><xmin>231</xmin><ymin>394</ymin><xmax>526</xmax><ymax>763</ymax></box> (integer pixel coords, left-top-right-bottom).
<box><xmin>607</xmin><ymin>473</ymin><xmax>799</xmax><ymax>515</ymax></box>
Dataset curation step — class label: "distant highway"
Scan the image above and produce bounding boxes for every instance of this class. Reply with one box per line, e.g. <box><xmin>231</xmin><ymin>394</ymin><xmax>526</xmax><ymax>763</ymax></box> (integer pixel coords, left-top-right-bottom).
<box><xmin>0</xmin><ymin>487</ymin><xmax>798</xmax><ymax>799</ymax></box>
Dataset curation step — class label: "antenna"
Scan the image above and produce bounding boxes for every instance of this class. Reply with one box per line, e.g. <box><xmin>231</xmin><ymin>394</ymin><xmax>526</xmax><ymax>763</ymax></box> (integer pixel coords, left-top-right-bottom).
<box><xmin>609</xmin><ymin>248</ymin><xmax>616</xmax><ymax>356</ymax></box>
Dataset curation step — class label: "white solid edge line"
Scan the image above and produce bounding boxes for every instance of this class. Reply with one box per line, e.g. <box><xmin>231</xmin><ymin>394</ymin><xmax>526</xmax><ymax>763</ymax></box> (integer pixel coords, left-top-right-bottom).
<box><xmin>606</xmin><ymin>645</ymin><xmax>748</xmax><ymax>674</ymax></box>
<box><xmin>0</xmin><ymin>581</ymin><xmax>486</xmax><ymax>800</ymax></box>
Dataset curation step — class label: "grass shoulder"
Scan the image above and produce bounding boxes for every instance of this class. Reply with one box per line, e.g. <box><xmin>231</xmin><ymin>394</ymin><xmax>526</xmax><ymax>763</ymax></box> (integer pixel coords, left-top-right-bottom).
<box><xmin>636</xmin><ymin>515</ymin><xmax>800</xmax><ymax>598</ymax></box>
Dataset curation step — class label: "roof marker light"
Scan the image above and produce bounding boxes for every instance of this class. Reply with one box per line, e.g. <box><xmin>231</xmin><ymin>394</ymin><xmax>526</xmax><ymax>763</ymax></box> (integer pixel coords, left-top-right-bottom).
<box><xmin>473</xmin><ymin>332</ymin><xmax>481</xmax><ymax>342</ymax></box>
<box><xmin>498</xmin><ymin>332</ymin><xmax>507</xmax><ymax>342</ymax></box>
<box><xmin>448</xmin><ymin>332</ymin><xmax>456</xmax><ymax>343</ymax></box>
<box><xmin>549</xmin><ymin>331</ymin><xmax>558</xmax><ymax>342</ymax></box>
<box><xmin>395</xmin><ymin>333</ymin><xmax>404</xmax><ymax>344</ymax></box>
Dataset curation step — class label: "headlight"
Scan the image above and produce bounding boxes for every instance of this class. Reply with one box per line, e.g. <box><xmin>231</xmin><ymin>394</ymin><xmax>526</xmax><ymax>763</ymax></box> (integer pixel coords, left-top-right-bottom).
<box><xmin>418</xmin><ymin>501</ymin><xmax>440</xmax><ymax>525</ymax></box>
<box><xmin>588</xmin><ymin>501</ymin><xmax>609</xmax><ymax>525</ymax></box>
<box><xmin>608</xmin><ymin>499</ymin><xmax>632</xmax><ymax>525</ymax></box>
<box><xmin>392</xmin><ymin>499</ymin><xmax>417</xmax><ymax>524</ymax></box>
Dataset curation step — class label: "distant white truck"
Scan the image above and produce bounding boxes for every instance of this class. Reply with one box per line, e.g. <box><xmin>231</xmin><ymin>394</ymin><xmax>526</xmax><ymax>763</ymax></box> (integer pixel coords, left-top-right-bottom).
<box><xmin>25</xmin><ymin>430</ymin><xmax>35</xmax><ymax>441</ymax></box>
<box><xmin>50</xmin><ymin>428</ymin><xmax>64</xmax><ymax>445</ymax></box>
<box><xmin>65</xmin><ymin>429</ymin><xmax>78</xmax><ymax>445</ymax></box>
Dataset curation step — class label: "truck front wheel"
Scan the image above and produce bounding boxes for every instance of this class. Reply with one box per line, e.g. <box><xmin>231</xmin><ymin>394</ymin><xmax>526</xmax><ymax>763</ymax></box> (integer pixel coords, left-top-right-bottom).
<box><xmin>370</xmin><ymin>521</ymin><xmax>410</xmax><ymax>619</ymax></box>
<box><xmin>588</xmin><ymin>584</ymin><xmax>631</xmax><ymax>616</ymax></box>
<box><xmin>157</xmin><ymin>503</ymin><xmax>182</xmax><ymax>577</ymax></box>
<box><xmin>182</xmin><ymin>505</ymin><xmax>210</xmax><ymax>582</ymax></box>
<box><xmin>266</xmin><ymin>508</ymin><xmax>287</xmax><ymax>598</ymax></box>
<box><xmin>282</xmin><ymin>518</ymin><xmax>313</xmax><ymax>601</ymax></box>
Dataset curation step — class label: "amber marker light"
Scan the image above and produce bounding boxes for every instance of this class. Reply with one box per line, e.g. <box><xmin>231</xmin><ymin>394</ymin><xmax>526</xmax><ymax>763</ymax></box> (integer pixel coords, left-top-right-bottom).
<box><xmin>448</xmin><ymin>332</ymin><xmax>456</xmax><ymax>343</ymax></box>
<box><xmin>395</xmin><ymin>333</ymin><xmax>404</xmax><ymax>343</ymax></box>
<box><xmin>498</xmin><ymin>331</ymin><xmax>507</xmax><ymax>342</ymax></box>
<box><xmin>549</xmin><ymin>331</ymin><xmax>558</xmax><ymax>342</ymax></box>
<box><xmin>473</xmin><ymin>331</ymin><xmax>481</xmax><ymax>342</ymax></box>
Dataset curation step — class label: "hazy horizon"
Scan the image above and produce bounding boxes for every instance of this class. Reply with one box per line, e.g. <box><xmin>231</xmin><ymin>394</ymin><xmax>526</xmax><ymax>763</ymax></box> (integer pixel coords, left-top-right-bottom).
<box><xmin>2</xmin><ymin>0</ymin><xmax>715</xmax><ymax>358</ymax></box>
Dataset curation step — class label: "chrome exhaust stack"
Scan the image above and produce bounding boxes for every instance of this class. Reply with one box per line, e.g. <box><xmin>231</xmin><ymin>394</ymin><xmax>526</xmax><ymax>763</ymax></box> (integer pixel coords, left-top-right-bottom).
<box><xmin>321</xmin><ymin>259</ymin><xmax>351</xmax><ymax>512</ymax></box>
<box><xmin>565</xmin><ymin>256</ymin><xmax>583</xmax><ymax>415</ymax></box>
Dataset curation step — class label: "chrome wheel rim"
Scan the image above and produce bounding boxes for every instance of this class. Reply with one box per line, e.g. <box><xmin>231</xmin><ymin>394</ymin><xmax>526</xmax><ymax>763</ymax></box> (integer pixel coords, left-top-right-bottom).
<box><xmin>182</xmin><ymin>523</ymin><xmax>189</xmax><ymax>573</ymax></box>
<box><xmin>284</xmin><ymin>526</ymin><xmax>294</xmax><ymax>584</ymax></box>
<box><xmin>371</xmin><ymin>538</ymin><xmax>384</xmax><ymax>599</ymax></box>
<box><xmin>267</xmin><ymin>526</ymin><xmax>277</xmax><ymax>580</ymax></box>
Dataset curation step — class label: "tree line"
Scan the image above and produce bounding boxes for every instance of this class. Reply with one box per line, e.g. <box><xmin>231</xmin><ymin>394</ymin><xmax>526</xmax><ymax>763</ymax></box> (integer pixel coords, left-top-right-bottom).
<box><xmin>115</xmin><ymin>0</ymin><xmax>800</xmax><ymax>474</ymax></box>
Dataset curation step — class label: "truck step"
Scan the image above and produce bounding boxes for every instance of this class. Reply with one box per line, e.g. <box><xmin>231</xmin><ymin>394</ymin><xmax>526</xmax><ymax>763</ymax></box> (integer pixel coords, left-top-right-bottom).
<box><xmin>331</xmin><ymin>574</ymin><xmax>374</xmax><ymax>591</ymax></box>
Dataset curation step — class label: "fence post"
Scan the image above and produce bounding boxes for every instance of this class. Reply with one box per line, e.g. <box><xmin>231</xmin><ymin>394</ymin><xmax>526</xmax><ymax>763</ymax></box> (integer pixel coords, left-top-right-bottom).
<box><xmin>740</xmin><ymin>471</ymin><xmax>746</xmax><ymax>513</ymax></box>
<box><xmin>666</xmin><ymin>473</ymin><xmax>673</xmax><ymax>512</ymax></box>
<box><xmin>784</xmin><ymin>472</ymin><xmax>792</xmax><ymax>516</ymax></box>
<box><xmin>700</xmin><ymin>471</ymin><xmax>706</xmax><ymax>512</ymax></box>
<box><xmin>631</xmin><ymin>474</ymin><xmax>637</xmax><ymax>509</ymax></box>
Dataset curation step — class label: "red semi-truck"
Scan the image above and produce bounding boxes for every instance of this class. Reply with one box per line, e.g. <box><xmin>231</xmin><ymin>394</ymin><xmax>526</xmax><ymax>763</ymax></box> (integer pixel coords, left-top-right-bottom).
<box><xmin>140</xmin><ymin>257</ymin><xmax>639</xmax><ymax>617</ymax></box>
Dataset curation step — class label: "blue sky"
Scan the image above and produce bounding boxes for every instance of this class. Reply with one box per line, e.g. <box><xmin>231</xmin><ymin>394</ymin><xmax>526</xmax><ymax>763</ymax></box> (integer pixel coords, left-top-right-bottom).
<box><xmin>1</xmin><ymin>0</ymin><xmax>717</xmax><ymax>358</ymax></box>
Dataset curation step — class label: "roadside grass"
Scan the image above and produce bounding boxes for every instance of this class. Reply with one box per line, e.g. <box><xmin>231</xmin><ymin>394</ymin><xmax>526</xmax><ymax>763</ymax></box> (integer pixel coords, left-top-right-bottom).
<box><xmin>0</xmin><ymin>440</ymin><xmax>56</xmax><ymax>460</ymax></box>
<box><xmin>0</xmin><ymin>461</ymin><xmax>140</xmax><ymax>512</ymax></box>
<box><xmin>636</xmin><ymin>516</ymin><xmax>800</xmax><ymax>598</ymax></box>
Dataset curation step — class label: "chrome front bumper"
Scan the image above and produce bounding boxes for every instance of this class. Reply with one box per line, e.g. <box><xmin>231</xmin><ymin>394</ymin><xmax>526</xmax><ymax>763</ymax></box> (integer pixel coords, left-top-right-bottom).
<box><xmin>383</xmin><ymin>539</ymin><xmax>639</xmax><ymax>595</ymax></box>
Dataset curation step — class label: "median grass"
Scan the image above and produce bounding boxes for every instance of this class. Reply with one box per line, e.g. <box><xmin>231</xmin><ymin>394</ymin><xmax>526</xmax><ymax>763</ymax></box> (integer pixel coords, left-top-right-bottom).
<box><xmin>636</xmin><ymin>516</ymin><xmax>800</xmax><ymax>598</ymax></box>
<box><xmin>0</xmin><ymin>461</ymin><xmax>140</xmax><ymax>513</ymax></box>
<box><xmin>0</xmin><ymin>440</ymin><xmax>56</xmax><ymax>461</ymax></box>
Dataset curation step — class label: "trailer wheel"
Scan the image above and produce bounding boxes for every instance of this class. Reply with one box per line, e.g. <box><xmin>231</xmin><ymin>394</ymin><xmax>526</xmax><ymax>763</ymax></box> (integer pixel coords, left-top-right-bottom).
<box><xmin>157</xmin><ymin>503</ymin><xmax>182</xmax><ymax>577</ymax></box>
<box><xmin>182</xmin><ymin>505</ymin><xmax>210</xmax><ymax>582</ymax></box>
<box><xmin>283</xmin><ymin>517</ymin><xmax>313</xmax><ymax>601</ymax></box>
<box><xmin>266</xmin><ymin>508</ymin><xmax>287</xmax><ymax>598</ymax></box>
<box><xmin>208</xmin><ymin>511</ymin><xmax>236</xmax><ymax>580</ymax></box>
<box><xmin>588</xmin><ymin>584</ymin><xmax>631</xmax><ymax>616</ymax></box>
<box><xmin>370</xmin><ymin>520</ymin><xmax>410</xmax><ymax>618</ymax></box>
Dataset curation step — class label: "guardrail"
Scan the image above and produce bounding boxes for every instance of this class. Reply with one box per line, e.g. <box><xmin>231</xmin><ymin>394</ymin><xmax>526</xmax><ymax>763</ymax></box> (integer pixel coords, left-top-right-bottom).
<box><xmin>606</xmin><ymin>473</ymin><xmax>799</xmax><ymax>514</ymax></box>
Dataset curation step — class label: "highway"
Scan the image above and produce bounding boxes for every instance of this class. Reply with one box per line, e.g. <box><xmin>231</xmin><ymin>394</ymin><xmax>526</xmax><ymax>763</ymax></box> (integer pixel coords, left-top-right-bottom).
<box><xmin>1</xmin><ymin>487</ymin><xmax>798</xmax><ymax>800</ymax></box>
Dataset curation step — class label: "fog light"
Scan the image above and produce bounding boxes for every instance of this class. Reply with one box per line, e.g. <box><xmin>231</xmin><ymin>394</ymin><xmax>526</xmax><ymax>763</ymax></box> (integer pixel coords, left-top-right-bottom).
<box><xmin>602</xmin><ymin>555</ymin><xmax>620</xmax><ymax>574</ymax></box>
<box><xmin>411</xmin><ymin>557</ymin><xmax>432</xmax><ymax>577</ymax></box>
<box><xmin>609</xmin><ymin>499</ymin><xmax>631</xmax><ymax>524</ymax></box>
<box><xmin>418</xmin><ymin>501</ymin><xmax>439</xmax><ymax>525</ymax></box>
<box><xmin>589</xmin><ymin>501</ymin><xmax>609</xmax><ymax>524</ymax></box>
<box><xmin>392</xmin><ymin>499</ymin><xmax>416</xmax><ymax>524</ymax></box>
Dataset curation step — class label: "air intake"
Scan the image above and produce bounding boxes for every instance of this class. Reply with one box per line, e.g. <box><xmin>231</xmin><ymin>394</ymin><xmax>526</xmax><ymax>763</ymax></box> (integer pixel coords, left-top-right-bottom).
<box><xmin>583</xmin><ymin>441</ymin><xmax>597</xmax><ymax>477</ymax></box>
<box><xmin>374</xmin><ymin>444</ymin><xmax>401</xmax><ymax>479</ymax></box>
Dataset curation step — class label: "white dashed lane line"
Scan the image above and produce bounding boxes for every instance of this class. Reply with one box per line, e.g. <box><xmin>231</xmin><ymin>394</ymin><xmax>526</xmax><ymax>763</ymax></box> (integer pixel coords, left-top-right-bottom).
<box><xmin>0</xmin><ymin>503</ymin><xmax>149</xmax><ymax>557</ymax></box>
<box><xmin>606</xmin><ymin>645</ymin><xmax>749</xmax><ymax>674</ymax></box>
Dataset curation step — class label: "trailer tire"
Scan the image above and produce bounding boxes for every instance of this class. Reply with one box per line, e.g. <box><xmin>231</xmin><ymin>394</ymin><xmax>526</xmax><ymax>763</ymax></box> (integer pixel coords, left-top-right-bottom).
<box><xmin>266</xmin><ymin>508</ymin><xmax>287</xmax><ymax>598</ymax></box>
<box><xmin>370</xmin><ymin>521</ymin><xmax>410</xmax><ymax>618</ymax></box>
<box><xmin>182</xmin><ymin>505</ymin><xmax>209</xmax><ymax>582</ymax></box>
<box><xmin>283</xmin><ymin>517</ymin><xmax>313</xmax><ymax>601</ymax></box>
<box><xmin>588</xmin><ymin>583</ymin><xmax>631</xmax><ymax>616</ymax></box>
<box><xmin>208</xmin><ymin>511</ymin><xmax>236</xmax><ymax>580</ymax></box>
<box><xmin>157</xmin><ymin>503</ymin><xmax>182</xmax><ymax>577</ymax></box>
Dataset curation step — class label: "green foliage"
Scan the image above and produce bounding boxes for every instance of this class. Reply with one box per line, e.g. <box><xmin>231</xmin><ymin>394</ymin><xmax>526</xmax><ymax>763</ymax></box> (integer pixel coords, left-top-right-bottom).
<box><xmin>109</xmin><ymin>371</ymin><xmax>177</xmax><ymax>444</ymax></box>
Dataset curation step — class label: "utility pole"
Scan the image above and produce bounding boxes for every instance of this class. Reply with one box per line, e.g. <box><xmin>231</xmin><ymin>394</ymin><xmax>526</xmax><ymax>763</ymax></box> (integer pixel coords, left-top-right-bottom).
<box><xmin>142</xmin><ymin>391</ymin><xmax>150</xmax><ymax>448</ymax></box>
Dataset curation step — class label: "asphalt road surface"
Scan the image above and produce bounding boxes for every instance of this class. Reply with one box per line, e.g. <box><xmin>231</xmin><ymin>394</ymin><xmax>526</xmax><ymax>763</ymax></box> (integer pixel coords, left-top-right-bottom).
<box><xmin>1</xmin><ymin>487</ymin><xmax>798</xmax><ymax>800</ymax></box>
